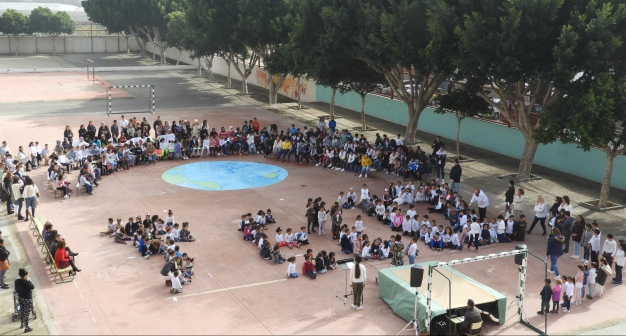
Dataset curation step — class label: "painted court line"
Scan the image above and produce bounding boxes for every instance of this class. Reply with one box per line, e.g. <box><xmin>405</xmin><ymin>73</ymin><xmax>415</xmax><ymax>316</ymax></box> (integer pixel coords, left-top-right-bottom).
<box><xmin>171</xmin><ymin>278</ymin><xmax>287</xmax><ymax>299</ymax></box>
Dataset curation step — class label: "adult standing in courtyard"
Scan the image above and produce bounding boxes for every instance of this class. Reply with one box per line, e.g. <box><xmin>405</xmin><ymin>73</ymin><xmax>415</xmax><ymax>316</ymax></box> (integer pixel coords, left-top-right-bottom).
<box><xmin>0</xmin><ymin>238</ymin><xmax>10</xmax><ymax>289</ymax></box>
<box><xmin>431</xmin><ymin>135</ymin><xmax>443</xmax><ymax>156</ymax></box>
<box><xmin>350</xmin><ymin>255</ymin><xmax>366</xmax><ymax>311</ymax></box>
<box><xmin>469</xmin><ymin>188</ymin><xmax>489</xmax><ymax>223</ymax></box>
<box><xmin>527</xmin><ymin>195</ymin><xmax>548</xmax><ymax>235</ymax></box>
<box><xmin>547</xmin><ymin>228</ymin><xmax>565</xmax><ymax>280</ymax></box>
<box><xmin>504</xmin><ymin>180</ymin><xmax>515</xmax><ymax>217</ymax></box>
<box><xmin>449</xmin><ymin>159</ymin><xmax>462</xmax><ymax>195</ymax></box>
<box><xmin>15</xmin><ymin>268</ymin><xmax>35</xmax><ymax>333</ymax></box>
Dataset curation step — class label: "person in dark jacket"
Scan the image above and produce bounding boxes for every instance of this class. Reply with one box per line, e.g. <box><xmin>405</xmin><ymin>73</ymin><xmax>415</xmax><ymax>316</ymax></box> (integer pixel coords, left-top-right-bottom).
<box><xmin>15</xmin><ymin>268</ymin><xmax>35</xmax><ymax>332</ymax></box>
<box><xmin>547</xmin><ymin>228</ymin><xmax>565</xmax><ymax>279</ymax></box>
<box><xmin>341</xmin><ymin>229</ymin><xmax>353</xmax><ymax>254</ymax></box>
<box><xmin>538</xmin><ymin>279</ymin><xmax>552</xmax><ymax>314</ymax></box>
<box><xmin>449</xmin><ymin>160</ymin><xmax>462</xmax><ymax>195</ymax></box>
<box><xmin>459</xmin><ymin>299</ymin><xmax>482</xmax><ymax>334</ymax></box>
<box><xmin>514</xmin><ymin>215</ymin><xmax>527</xmax><ymax>241</ymax></box>
<box><xmin>505</xmin><ymin>180</ymin><xmax>515</xmax><ymax>215</ymax></box>
<box><xmin>561</xmin><ymin>212</ymin><xmax>574</xmax><ymax>254</ymax></box>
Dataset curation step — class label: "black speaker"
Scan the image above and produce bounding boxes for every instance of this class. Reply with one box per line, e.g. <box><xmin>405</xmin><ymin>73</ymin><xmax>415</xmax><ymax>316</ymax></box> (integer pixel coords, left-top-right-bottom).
<box><xmin>410</xmin><ymin>265</ymin><xmax>424</xmax><ymax>287</ymax></box>
<box><xmin>515</xmin><ymin>244</ymin><xmax>527</xmax><ymax>265</ymax></box>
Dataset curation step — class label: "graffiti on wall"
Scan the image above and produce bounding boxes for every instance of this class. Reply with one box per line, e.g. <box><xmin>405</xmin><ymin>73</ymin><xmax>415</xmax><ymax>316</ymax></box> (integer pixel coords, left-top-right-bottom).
<box><xmin>255</xmin><ymin>68</ymin><xmax>308</xmax><ymax>100</ymax></box>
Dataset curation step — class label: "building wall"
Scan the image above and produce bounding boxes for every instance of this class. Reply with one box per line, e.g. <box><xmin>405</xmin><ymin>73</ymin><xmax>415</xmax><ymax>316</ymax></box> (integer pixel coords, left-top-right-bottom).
<box><xmin>145</xmin><ymin>42</ymin><xmax>317</xmax><ymax>103</ymax></box>
<box><xmin>0</xmin><ymin>35</ymin><xmax>139</xmax><ymax>55</ymax></box>
<box><xmin>316</xmin><ymin>85</ymin><xmax>626</xmax><ymax>190</ymax></box>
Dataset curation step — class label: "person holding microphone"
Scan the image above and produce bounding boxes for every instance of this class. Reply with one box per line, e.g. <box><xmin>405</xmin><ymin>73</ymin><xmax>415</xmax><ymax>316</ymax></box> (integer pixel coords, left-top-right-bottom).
<box><xmin>350</xmin><ymin>255</ymin><xmax>367</xmax><ymax>311</ymax></box>
<box><xmin>15</xmin><ymin>268</ymin><xmax>35</xmax><ymax>333</ymax></box>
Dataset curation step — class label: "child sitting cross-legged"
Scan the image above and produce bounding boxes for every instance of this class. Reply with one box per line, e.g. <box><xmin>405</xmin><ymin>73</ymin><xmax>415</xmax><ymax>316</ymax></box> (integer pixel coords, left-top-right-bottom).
<box><xmin>243</xmin><ymin>224</ymin><xmax>253</xmax><ymax>241</ymax></box>
<box><xmin>302</xmin><ymin>255</ymin><xmax>317</xmax><ymax>279</ymax></box>
<box><xmin>287</xmin><ymin>256</ymin><xmax>298</xmax><ymax>278</ymax></box>
<box><xmin>180</xmin><ymin>222</ymin><xmax>195</xmax><ymax>242</ymax></box>
<box><xmin>260</xmin><ymin>241</ymin><xmax>272</xmax><ymax>260</ymax></box>
<box><xmin>182</xmin><ymin>254</ymin><xmax>194</xmax><ymax>278</ymax></box>
<box><xmin>272</xmin><ymin>245</ymin><xmax>287</xmax><ymax>264</ymax></box>
<box><xmin>284</xmin><ymin>228</ymin><xmax>298</xmax><ymax>249</ymax></box>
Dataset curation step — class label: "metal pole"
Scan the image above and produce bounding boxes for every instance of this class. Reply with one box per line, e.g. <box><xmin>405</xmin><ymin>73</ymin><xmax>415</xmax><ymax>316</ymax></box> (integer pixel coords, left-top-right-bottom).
<box><xmin>426</xmin><ymin>265</ymin><xmax>433</xmax><ymax>334</ymax></box>
<box><xmin>432</xmin><ymin>267</ymin><xmax>452</xmax><ymax>318</ymax></box>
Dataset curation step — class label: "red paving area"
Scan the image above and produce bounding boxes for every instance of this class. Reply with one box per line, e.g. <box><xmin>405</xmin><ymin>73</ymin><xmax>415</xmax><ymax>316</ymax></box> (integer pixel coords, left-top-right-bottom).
<box><xmin>1</xmin><ymin>108</ymin><xmax>624</xmax><ymax>335</ymax></box>
<box><xmin>0</xmin><ymin>72</ymin><xmax>130</xmax><ymax>103</ymax></box>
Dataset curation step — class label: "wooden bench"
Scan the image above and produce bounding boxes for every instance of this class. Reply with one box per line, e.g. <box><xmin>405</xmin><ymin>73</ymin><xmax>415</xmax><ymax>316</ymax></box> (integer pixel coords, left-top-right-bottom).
<box><xmin>32</xmin><ymin>217</ymin><xmax>48</xmax><ymax>254</ymax></box>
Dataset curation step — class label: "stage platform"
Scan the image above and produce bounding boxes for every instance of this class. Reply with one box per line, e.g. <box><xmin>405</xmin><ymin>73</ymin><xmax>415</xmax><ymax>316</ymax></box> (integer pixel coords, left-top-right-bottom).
<box><xmin>378</xmin><ymin>262</ymin><xmax>507</xmax><ymax>329</ymax></box>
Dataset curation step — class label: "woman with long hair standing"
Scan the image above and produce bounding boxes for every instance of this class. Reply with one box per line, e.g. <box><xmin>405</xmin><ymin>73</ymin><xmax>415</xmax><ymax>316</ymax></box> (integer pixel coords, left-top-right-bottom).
<box><xmin>350</xmin><ymin>255</ymin><xmax>367</xmax><ymax>310</ymax></box>
<box><xmin>547</xmin><ymin>228</ymin><xmax>565</xmax><ymax>280</ymax></box>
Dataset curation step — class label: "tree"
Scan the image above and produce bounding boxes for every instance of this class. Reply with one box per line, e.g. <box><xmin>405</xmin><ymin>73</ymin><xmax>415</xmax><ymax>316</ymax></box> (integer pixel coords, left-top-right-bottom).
<box><xmin>454</xmin><ymin>0</ymin><xmax>625</xmax><ymax>178</ymax></box>
<box><xmin>337</xmin><ymin>60</ymin><xmax>384</xmax><ymax>130</ymax></box>
<box><xmin>318</xmin><ymin>0</ymin><xmax>461</xmax><ymax>143</ymax></box>
<box><xmin>83</xmin><ymin>0</ymin><xmax>180</xmax><ymax>62</ymax></box>
<box><xmin>435</xmin><ymin>87</ymin><xmax>491</xmax><ymax>160</ymax></box>
<box><xmin>164</xmin><ymin>11</ymin><xmax>190</xmax><ymax>65</ymax></box>
<box><xmin>0</xmin><ymin>9</ymin><xmax>30</xmax><ymax>56</ymax></box>
<box><xmin>536</xmin><ymin>71</ymin><xmax>626</xmax><ymax>208</ymax></box>
<box><xmin>186</xmin><ymin>0</ymin><xmax>253</xmax><ymax>93</ymax></box>
<box><xmin>284</xmin><ymin>0</ymin><xmax>357</xmax><ymax>116</ymax></box>
<box><xmin>82</xmin><ymin>0</ymin><xmax>149</xmax><ymax>57</ymax></box>
<box><xmin>29</xmin><ymin>7</ymin><xmax>75</xmax><ymax>55</ymax></box>
<box><xmin>235</xmin><ymin>0</ymin><xmax>290</xmax><ymax>103</ymax></box>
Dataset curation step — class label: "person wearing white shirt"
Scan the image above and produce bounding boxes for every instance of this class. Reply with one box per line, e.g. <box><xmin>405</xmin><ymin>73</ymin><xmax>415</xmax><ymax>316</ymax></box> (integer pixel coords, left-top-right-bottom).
<box><xmin>170</xmin><ymin>271</ymin><xmax>183</xmax><ymax>293</ymax></box>
<box><xmin>451</xmin><ymin>231</ymin><xmax>461</xmax><ymax>251</ymax></box>
<box><xmin>349</xmin><ymin>255</ymin><xmax>367</xmax><ymax>310</ymax></box>
<box><xmin>469</xmin><ymin>188</ymin><xmax>490</xmax><ymax>222</ymax></box>
<box><xmin>407</xmin><ymin>240</ymin><xmax>418</xmax><ymax>264</ymax></box>
<box><xmin>468</xmin><ymin>219</ymin><xmax>481</xmax><ymax>252</ymax></box>
<box><xmin>119</xmin><ymin>116</ymin><xmax>129</xmax><ymax>130</ymax></box>
<box><xmin>505</xmin><ymin>216</ymin><xmax>515</xmax><ymax>238</ymax></box>
<box><xmin>78</xmin><ymin>171</ymin><xmax>93</xmax><ymax>195</ymax></box>
<box><xmin>57</xmin><ymin>152</ymin><xmax>72</xmax><ymax>172</ymax></box>
<box><xmin>361</xmin><ymin>243</ymin><xmax>372</xmax><ymax>260</ymax></box>
<box><xmin>0</xmin><ymin>141</ymin><xmax>11</xmax><ymax>157</ymax></box>
<box><xmin>287</xmin><ymin>257</ymin><xmax>298</xmax><ymax>278</ymax></box>
<box><xmin>612</xmin><ymin>243</ymin><xmax>625</xmax><ymax>285</ymax></box>
<box><xmin>590</xmin><ymin>229</ymin><xmax>601</xmax><ymax>265</ymax></box>
<box><xmin>347</xmin><ymin>189</ymin><xmax>358</xmax><ymax>208</ymax></box>
<box><xmin>394</xmin><ymin>134</ymin><xmax>404</xmax><ymax>147</ymax></box>
<box><xmin>601</xmin><ymin>234</ymin><xmax>618</xmax><ymax>266</ymax></box>
<box><xmin>528</xmin><ymin>195</ymin><xmax>548</xmax><ymax>235</ymax></box>
<box><xmin>359</xmin><ymin>184</ymin><xmax>370</xmax><ymax>209</ymax></box>
<box><xmin>22</xmin><ymin>178</ymin><xmax>39</xmax><ymax>221</ymax></box>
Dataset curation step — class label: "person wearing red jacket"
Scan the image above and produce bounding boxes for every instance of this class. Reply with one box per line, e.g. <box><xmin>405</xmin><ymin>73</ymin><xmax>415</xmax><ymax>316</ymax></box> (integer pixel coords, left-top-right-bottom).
<box><xmin>53</xmin><ymin>240</ymin><xmax>80</xmax><ymax>273</ymax></box>
<box><xmin>302</xmin><ymin>255</ymin><xmax>317</xmax><ymax>279</ymax></box>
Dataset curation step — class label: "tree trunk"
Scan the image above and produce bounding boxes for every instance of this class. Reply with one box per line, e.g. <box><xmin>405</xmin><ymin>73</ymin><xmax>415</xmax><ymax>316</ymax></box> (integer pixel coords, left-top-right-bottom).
<box><xmin>176</xmin><ymin>49</ymin><xmax>182</xmax><ymax>65</ymax></box>
<box><xmin>52</xmin><ymin>35</ymin><xmax>56</xmax><ymax>55</ymax></box>
<box><xmin>205</xmin><ymin>55</ymin><xmax>215</xmax><ymax>81</ymax></box>
<box><xmin>269</xmin><ymin>79</ymin><xmax>278</xmax><ymax>104</ymax></box>
<box><xmin>15</xmin><ymin>36</ymin><xmax>20</xmax><ymax>56</ymax></box>
<box><xmin>360</xmin><ymin>93</ymin><xmax>367</xmax><ymax>130</ymax></box>
<box><xmin>297</xmin><ymin>77</ymin><xmax>302</xmax><ymax>109</ymax></box>
<box><xmin>241</xmin><ymin>75</ymin><xmax>249</xmax><ymax>95</ymax></box>
<box><xmin>330</xmin><ymin>86</ymin><xmax>336</xmax><ymax>117</ymax></box>
<box><xmin>160</xmin><ymin>44</ymin><xmax>166</xmax><ymax>64</ymax></box>
<box><xmin>404</xmin><ymin>104</ymin><xmax>419</xmax><ymax>142</ymax></box>
<box><xmin>456</xmin><ymin>113</ymin><xmax>462</xmax><ymax>160</ymax></box>
<box><xmin>517</xmin><ymin>136</ymin><xmax>540</xmax><ymax>178</ymax></box>
<box><xmin>599</xmin><ymin>151</ymin><xmax>616</xmax><ymax>208</ymax></box>
<box><xmin>197</xmin><ymin>58</ymin><xmax>202</xmax><ymax>77</ymax></box>
<box><xmin>268</xmin><ymin>72</ymin><xmax>285</xmax><ymax>105</ymax></box>
<box><xmin>225</xmin><ymin>58</ymin><xmax>232</xmax><ymax>88</ymax></box>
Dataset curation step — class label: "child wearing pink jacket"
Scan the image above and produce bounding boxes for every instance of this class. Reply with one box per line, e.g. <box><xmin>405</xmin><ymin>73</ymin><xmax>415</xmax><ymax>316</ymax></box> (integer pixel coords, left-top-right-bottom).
<box><xmin>551</xmin><ymin>279</ymin><xmax>562</xmax><ymax>313</ymax></box>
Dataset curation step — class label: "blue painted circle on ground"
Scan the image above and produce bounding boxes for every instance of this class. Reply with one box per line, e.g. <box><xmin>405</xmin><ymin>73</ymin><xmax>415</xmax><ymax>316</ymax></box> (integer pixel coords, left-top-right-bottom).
<box><xmin>161</xmin><ymin>161</ymin><xmax>288</xmax><ymax>191</ymax></box>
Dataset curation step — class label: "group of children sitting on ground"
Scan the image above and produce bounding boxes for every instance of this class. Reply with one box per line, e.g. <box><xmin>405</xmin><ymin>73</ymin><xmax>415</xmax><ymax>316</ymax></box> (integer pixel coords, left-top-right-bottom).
<box><xmin>98</xmin><ymin>209</ymin><xmax>198</xmax><ymax>293</ymax></box>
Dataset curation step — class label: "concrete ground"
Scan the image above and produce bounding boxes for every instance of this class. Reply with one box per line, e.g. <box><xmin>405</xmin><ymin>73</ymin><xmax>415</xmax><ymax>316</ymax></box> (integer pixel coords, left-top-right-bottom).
<box><xmin>0</xmin><ymin>54</ymin><xmax>624</xmax><ymax>335</ymax></box>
